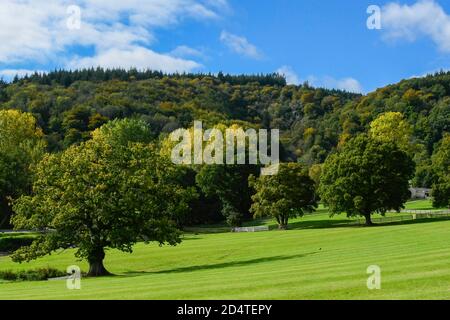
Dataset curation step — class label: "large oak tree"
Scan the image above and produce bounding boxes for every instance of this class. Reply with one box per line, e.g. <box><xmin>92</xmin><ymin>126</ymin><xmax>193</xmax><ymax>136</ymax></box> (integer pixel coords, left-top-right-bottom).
<box><xmin>11</xmin><ymin>119</ymin><xmax>196</xmax><ymax>276</ymax></box>
<box><xmin>319</xmin><ymin>134</ymin><xmax>415</xmax><ymax>226</ymax></box>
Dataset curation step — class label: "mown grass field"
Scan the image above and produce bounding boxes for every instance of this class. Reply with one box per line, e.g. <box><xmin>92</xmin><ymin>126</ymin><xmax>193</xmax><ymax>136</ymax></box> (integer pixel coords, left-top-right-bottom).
<box><xmin>1</xmin><ymin>200</ymin><xmax>449</xmax><ymax>300</ymax></box>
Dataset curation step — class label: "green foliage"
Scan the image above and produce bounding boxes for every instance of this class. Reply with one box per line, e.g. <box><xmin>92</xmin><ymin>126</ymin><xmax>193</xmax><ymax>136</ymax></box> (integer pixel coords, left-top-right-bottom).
<box><xmin>196</xmin><ymin>164</ymin><xmax>259</xmax><ymax>225</ymax></box>
<box><xmin>163</xmin><ymin>122</ymin><xmax>261</xmax><ymax>226</ymax></box>
<box><xmin>2</xmin><ymin>69</ymin><xmax>450</xmax><ymax>225</ymax></box>
<box><xmin>92</xmin><ymin>117</ymin><xmax>154</xmax><ymax>145</ymax></box>
<box><xmin>432</xmin><ymin>134</ymin><xmax>450</xmax><ymax>208</ymax></box>
<box><xmin>0</xmin><ymin>234</ymin><xmax>34</xmax><ymax>252</ymax></box>
<box><xmin>0</xmin><ymin>268</ymin><xmax>66</xmax><ymax>281</ymax></box>
<box><xmin>16</xmin><ymin>68</ymin><xmax>287</xmax><ymax>88</ymax></box>
<box><xmin>1</xmin><ymin>69</ymin><xmax>359</xmax><ymax>165</ymax></box>
<box><xmin>369</xmin><ymin>112</ymin><xmax>414</xmax><ymax>153</ymax></box>
<box><xmin>11</xmin><ymin>119</ymin><xmax>197</xmax><ymax>276</ymax></box>
<box><xmin>249</xmin><ymin>163</ymin><xmax>317</xmax><ymax>229</ymax></box>
<box><xmin>221</xmin><ymin>202</ymin><xmax>243</xmax><ymax>228</ymax></box>
<box><xmin>2</xmin><ymin>69</ymin><xmax>448</xmax><ymax>167</ymax></box>
<box><xmin>426</xmin><ymin>98</ymin><xmax>450</xmax><ymax>152</ymax></box>
<box><xmin>0</xmin><ymin>110</ymin><xmax>46</xmax><ymax>228</ymax></box>
<box><xmin>319</xmin><ymin>134</ymin><xmax>415</xmax><ymax>225</ymax></box>
<box><xmin>308</xmin><ymin>163</ymin><xmax>322</xmax><ymax>187</ymax></box>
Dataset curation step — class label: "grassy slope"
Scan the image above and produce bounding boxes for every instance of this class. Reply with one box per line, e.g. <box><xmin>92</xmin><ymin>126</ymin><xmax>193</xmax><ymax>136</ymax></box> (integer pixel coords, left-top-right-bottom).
<box><xmin>1</xmin><ymin>201</ymin><xmax>449</xmax><ymax>300</ymax></box>
<box><xmin>404</xmin><ymin>199</ymin><xmax>440</xmax><ymax>210</ymax></box>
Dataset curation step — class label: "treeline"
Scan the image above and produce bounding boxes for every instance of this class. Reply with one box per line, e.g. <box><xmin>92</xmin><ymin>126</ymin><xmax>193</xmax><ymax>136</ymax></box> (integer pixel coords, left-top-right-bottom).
<box><xmin>10</xmin><ymin>68</ymin><xmax>287</xmax><ymax>87</ymax></box>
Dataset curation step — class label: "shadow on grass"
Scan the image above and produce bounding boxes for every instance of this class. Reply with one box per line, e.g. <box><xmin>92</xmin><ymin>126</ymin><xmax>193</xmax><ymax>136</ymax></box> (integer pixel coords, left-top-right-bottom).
<box><xmin>186</xmin><ymin>214</ymin><xmax>450</xmax><ymax>235</ymax></box>
<box><xmin>180</xmin><ymin>236</ymin><xmax>203</xmax><ymax>241</ymax></box>
<box><xmin>275</xmin><ymin>215</ymin><xmax>450</xmax><ymax>230</ymax></box>
<box><xmin>123</xmin><ymin>252</ymin><xmax>318</xmax><ymax>276</ymax></box>
<box><xmin>279</xmin><ymin>219</ymin><xmax>357</xmax><ymax>230</ymax></box>
<box><xmin>374</xmin><ymin>216</ymin><xmax>450</xmax><ymax>227</ymax></box>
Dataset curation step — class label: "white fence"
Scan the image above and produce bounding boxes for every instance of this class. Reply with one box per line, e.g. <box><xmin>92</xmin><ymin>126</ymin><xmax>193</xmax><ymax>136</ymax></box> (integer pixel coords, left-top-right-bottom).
<box><xmin>232</xmin><ymin>226</ymin><xmax>269</xmax><ymax>233</ymax></box>
<box><xmin>354</xmin><ymin>214</ymin><xmax>413</xmax><ymax>225</ymax></box>
<box><xmin>354</xmin><ymin>209</ymin><xmax>450</xmax><ymax>225</ymax></box>
<box><xmin>410</xmin><ymin>210</ymin><xmax>450</xmax><ymax>219</ymax></box>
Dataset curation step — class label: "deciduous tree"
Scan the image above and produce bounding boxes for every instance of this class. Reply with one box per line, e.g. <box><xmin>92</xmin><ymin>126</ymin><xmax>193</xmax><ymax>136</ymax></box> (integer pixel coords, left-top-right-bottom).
<box><xmin>249</xmin><ymin>163</ymin><xmax>317</xmax><ymax>230</ymax></box>
<box><xmin>319</xmin><ymin>134</ymin><xmax>415</xmax><ymax>225</ymax></box>
<box><xmin>432</xmin><ymin>134</ymin><xmax>450</xmax><ymax>208</ymax></box>
<box><xmin>0</xmin><ymin>110</ymin><xmax>46</xmax><ymax>228</ymax></box>
<box><xmin>12</xmin><ymin>119</ymin><xmax>196</xmax><ymax>276</ymax></box>
<box><xmin>369</xmin><ymin>112</ymin><xmax>414</xmax><ymax>153</ymax></box>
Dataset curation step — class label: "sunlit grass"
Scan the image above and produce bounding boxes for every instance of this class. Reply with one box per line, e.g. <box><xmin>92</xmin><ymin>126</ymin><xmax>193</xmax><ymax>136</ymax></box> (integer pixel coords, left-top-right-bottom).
<box><xmin>0</xmin><ymin>199</ymin><xmax>449</xmax><ymax>300</ymax></box>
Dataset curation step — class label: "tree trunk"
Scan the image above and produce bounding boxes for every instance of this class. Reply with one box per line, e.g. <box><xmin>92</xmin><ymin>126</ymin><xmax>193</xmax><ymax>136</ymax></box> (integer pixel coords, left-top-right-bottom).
<box><xmin>0</xmin><ymin>199</ymin><xmax>13</xmax><ymax>229</ymax></box>
<box><xmin>0</xmin><ymin>214</ymin><xmax>9</xmax><ymax>229</ymax></box>
<box><xmin>364</xmin><ymin>214</ymin><xmax>374</xmax><ymax>226</ymax></box>
<box><xmin>278</xmin><ymin>215</ymin><xmax>289</xmax><ymax>230</ymax></box>
<box><xmin>278</xmin><ymin>224</ymin><xmax>288</xmax><ymax>230</ymax></box>
<box><xmin>87</xmin><ymin>247</ymin><xmax>110</xmax><ymax>277</ymax></box>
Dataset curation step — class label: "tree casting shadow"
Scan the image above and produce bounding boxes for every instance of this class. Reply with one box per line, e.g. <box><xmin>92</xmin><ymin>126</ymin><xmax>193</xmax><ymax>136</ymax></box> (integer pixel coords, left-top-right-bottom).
<box><xmin>284</xmin><ymin>215</ymin><xmax>450</xmax><ymax>230</ymax></box>
<box><xmin>283</xmin><ymin>219</ymin><xmax>357</xmax><ymax>230</ymax></box>
<box><xmin>374</xmin><ymin>216</ymin><xmax>450</xmax><ymax>227</ymax></box>
<box><xmin>123</xmin><ymin>252</ymin><xmax>318</xmax><ymax>276</ymax></box>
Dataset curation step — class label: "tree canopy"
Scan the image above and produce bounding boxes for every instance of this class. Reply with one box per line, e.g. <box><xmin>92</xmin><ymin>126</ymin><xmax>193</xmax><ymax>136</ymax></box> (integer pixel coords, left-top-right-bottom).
<box><xmin>432</xmin><ymin>134</ymin><xmax>450</xmax><ymax>208</ymax></box>
<box><xmin>11</xmin><ymin>119</ymin><xmax>197</xmax><ymax>276</ymax></box>
<box><xmin>2</xmin><ymin>68</ymin><xmax>448</xmax><ymax>189</ymax></box>
<box><xmin>319</xmin><ymin>134</ymin><xmax>415</xmax><ymax>225</ymax></box>
<box><xmin>1</xmin><ymin>68</ymin><xmax>449</xmax><ymax>226</ymax></box>
<box><xmin>249</xmin><ymin>163</ymin><xmax>317</xmax><ymax>229</ymax></box>
<box><xmin>0</xmin><ymin>110</ymin><xmax>46</xmax><ymax>228</ymax></box>
<box><xmin>369</xmin><ymin>112</ymin><xmax>414</xmax><ymax>153</ymax></box>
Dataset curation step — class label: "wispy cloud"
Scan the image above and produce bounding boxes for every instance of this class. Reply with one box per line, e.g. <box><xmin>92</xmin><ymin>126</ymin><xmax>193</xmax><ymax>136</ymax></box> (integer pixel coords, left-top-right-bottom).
<box><xmin>275</xmin><ymin>66</ymin><xmax>363</xmax><ymax>93</ymax></box>
<box><xmin>0</xmin><ymin>69</ymin><xmax>46</xmax><ymax>80</ymax></box>
<box><xmin>409</xmin><ymin>68</ymin><xmax>450</xmax><ymax>79</ymax></box>
<box><xmin>220</xmin><ymin>31</ymin><xmax>263</xmax><ymax>59</ymax></box>
<box><xmin>169</xmin><ymin>45</ymin><xmax>206</xmax><ymax>59</ymax></box>
<box><xmin>276</xmin><ymin>66</ymin><xmax>300</xmax><ymax>85</ymax></box>
<box><xmin>321</xmin><ymin>76</ymin><xmax>363</xmax><ymax>93</ymax></box>
<box><xmin>382</xmin><ymin>0</ymin><xmax>450</xmax><ymax>53</ymax></box>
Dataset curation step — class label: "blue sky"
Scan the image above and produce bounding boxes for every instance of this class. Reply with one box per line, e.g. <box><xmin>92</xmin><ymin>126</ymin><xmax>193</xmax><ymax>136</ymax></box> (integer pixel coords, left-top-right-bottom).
<box><xmin>1</xmin><ymin>0</ymin><xmax>450</xmax><ymax>93</ymax></box>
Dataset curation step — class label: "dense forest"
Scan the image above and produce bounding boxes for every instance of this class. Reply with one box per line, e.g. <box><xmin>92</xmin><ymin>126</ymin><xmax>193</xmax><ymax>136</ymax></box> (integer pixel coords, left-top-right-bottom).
<box><xmin>0</xmin><ymin>68</ymin><xmax>449</xmax><ymax>224</ymax></box>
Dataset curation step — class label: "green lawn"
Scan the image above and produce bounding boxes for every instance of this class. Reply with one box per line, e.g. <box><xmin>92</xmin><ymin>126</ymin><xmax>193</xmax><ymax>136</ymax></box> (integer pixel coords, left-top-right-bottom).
<box><xmin>404</xmin><ymin>199</ymin><xmax>440</xmax><ymax>210</ymax></box>
<box><xmin>1</xmin><ymin>200</ymin><xmax>450</xmax><ymax>300</ymax></box>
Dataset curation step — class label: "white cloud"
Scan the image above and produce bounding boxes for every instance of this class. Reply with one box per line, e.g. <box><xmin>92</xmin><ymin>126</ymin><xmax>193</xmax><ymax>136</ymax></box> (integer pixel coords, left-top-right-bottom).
<box><xmin>0</xmin><ymin>0</ymin><xmax>226</xmax><ymax>72</ymax></box>
<box><xmin>322</xmin><ymin>76</ymin><xmax>363</xmax><ymax>93</ymax></box>
<box><xmin>409</xmin><ymin>68</ymin><xmax>449</xmax><ymax>79</ymax></box>
<box><xmin>382</xmin><ymin>0</ymin><xmax>450</xmax><ymax>52</ymax></box>
<box><xmin>276</xmin><ymin>66</ymin><xmax>300</xmax><ymax>85</ymax></box>
<box><xmin>169</xmin><ymin>46</ymin><xmax>205</xmax><ymax>59</ymax></box>
<box><xmin>274</xmin><ymin>66</ymin><xmax>363</xmax><ymax>93</ymax></box>
<box><xmin>220</xmin><ymin>31</ymin><xmax>263</xmax><ymax>59</ymax></box>
<box><xmin>0</xmin><ymin>69</ymin><xmax>46</xmax><ymax>80</ymax></box>
<box><xmin>311</xmin><ymin>76</ymin><xmax>363</xmax><ymax>93</ymax></box>
<box><xmin>69</xmin><ymin>46</ymin><xmax>202</xmax><ymax>73</ymax></box>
